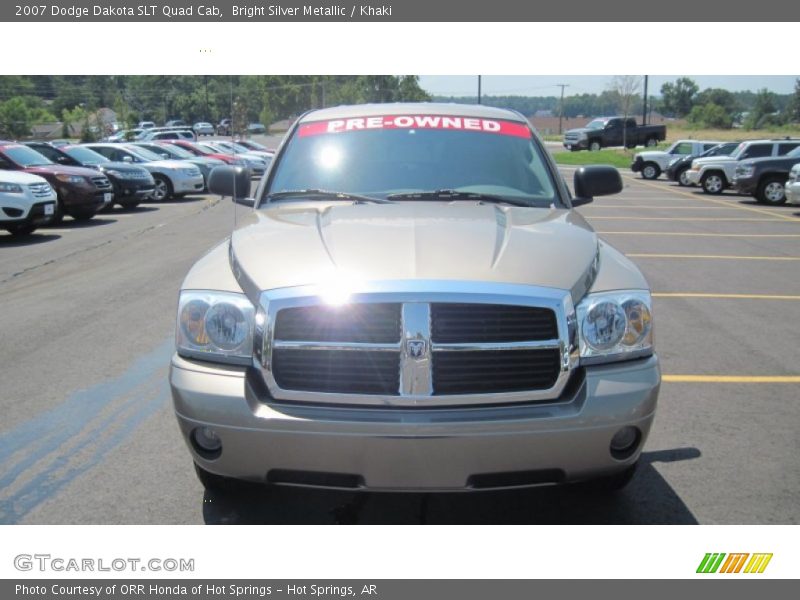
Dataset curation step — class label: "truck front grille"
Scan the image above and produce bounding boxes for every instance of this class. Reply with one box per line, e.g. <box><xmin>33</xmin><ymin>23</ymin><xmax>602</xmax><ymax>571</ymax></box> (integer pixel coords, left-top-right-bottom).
<box><xmin>267</xmin><ymin>294</ymin><xmax>567</xmax><ymax>404</ymax></box>
<box><xmin>92</xmin><ymin>176</ymin><xmax>113</xmax><ymax>190</ymax></box>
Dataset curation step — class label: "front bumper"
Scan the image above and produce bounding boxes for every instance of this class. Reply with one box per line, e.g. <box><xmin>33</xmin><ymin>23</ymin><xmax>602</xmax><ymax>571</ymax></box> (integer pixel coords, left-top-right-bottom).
<box><xmin>630</xmin><ymin>159</ymin><xmax>643</xmax><ymax>173</ymax></box>
<box><xmin>685</xmin><ymin>170</ymin><xmax>702</xmax><ymax>186</ymax></box>
<box><xmin>171</xmin><ymin>354</ymin><xmax>660</xmax><ymax>491</ymax></box>
<box><xmin>785</xmin><ymin>181</ymin><xmax>800</xmax><ymax>205</ymax></box>
<box><xmin>1</xmin><ymin>199</ymin><xmax>57</xmax><ymax>226</ymax></box>
<box><xmin>114</xmin><ymin>179</ymin><xmax>156</xmax><ymax>200</ymax></box>
<box><xmin>563</xmin><ymin>139</ymin><xmax>587</xmax><ymax>151</ymax></box>
<box><xmin>172</xmin><ymin>174</ymin><xmax>205</xmax><ymax>193</ymax></box>
<box><xmin>732</xmin><ymin>175</ymin><xmax>757</xmax><ymax>195</ymax></box>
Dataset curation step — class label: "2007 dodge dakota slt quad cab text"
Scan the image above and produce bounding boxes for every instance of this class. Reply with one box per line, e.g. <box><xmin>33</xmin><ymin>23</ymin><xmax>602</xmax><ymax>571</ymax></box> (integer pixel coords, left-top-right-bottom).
<box><xmin>170</xmin><ymin>104</ymin><xmax>660</xmax><ymax>495</ymax></box>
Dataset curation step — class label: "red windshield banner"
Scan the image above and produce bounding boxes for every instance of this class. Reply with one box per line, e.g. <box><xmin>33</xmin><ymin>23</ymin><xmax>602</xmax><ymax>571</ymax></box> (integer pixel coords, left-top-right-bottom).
<box><xmin>297</xmin><ymin>115</ymin><xmax>532</xmax><ymax>139</ymax></box>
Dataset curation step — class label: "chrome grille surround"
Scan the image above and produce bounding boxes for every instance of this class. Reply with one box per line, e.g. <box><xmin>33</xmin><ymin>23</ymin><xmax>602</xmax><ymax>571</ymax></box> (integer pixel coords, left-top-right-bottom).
<box><xmin>28</xmin><ymin>182</ymin><xmax>53</xmax><ymax>198</ymax></box>
<box><xmin>257</xmin><ymin>280</ymin><xmax>578</xmax><ymax>408</ymax></box>
<box><xmin>91</xmin><ymin>176</ymin><xmax>113</xmax><ymax>190</ymax></box>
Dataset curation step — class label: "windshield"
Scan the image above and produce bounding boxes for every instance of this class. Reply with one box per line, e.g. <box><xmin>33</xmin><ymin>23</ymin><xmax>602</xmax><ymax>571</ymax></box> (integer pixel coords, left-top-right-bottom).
<box><xmin>194</xmin><ymin>144</ymin><xmax>217</xmax><ymax>155</ymax></box>
<box><xmin>703</xmin><ymin>143</ymin><xmax>738</xmax><ymax>157</ymax></box>
<box><xmin>787</xmin><ymin>147</ymin><xmax>800</xmax><ymax>158</ymax></box>
<box><xmin>64</xmin><ymin>146</ymin><xmax>109</xmax><ymax>165</ymax></box>
<box><xmin>1</xmin><ymin>145</ymin><xmax>54</xmax><ymax>167</ymax></box>
<box><xmin>584</xmin><ymin>119</ymin><xmax>608</xmax><ymax>130</ymax></box>
<box><xmin>156</xmin><ymin>144</ymin><xmax>194</xmax><ymax>159</ymax></box>
<box><xmin>240</xmin><ymin>140</ymin><xmax>268</xmax><ymax>151</ymax></box>
<box><xmin>266</xmin><ymin>114</ymin><xmax>558</xmax><ymax>208</ymax></box>
<box><xmin>124</xmin><ymin>146</ymin><xmax>164</xmax><ymax>161</ymax></box>
<box><xmin>216</xmin><ymin>141</ymin><xmax>251</xmax><ymax>153</ymax></box>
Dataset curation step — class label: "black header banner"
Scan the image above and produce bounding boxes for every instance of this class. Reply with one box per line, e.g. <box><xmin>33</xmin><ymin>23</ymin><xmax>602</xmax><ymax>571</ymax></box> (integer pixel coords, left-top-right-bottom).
<box><xmin>0</xmin><ymin>0</ymin><xmax>792</xmax><ymax>22</ymax></box>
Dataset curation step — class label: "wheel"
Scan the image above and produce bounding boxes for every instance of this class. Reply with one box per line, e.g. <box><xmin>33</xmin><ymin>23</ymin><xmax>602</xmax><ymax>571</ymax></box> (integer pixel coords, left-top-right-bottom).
<box><xmin>756</xmin><ymin>175</ymin><xmax>787</xmax><ymax>205</ymax></box>
<box><xmin>5</xmin><ymin>223</ymin><xmax>36</xmax><ymax>236</ymax></box>
<box><xmin>579</xmin><ymin>462</ymin><xmax>638</xmax><ymax>493</ymax></box>
<box><xmin>118</xmin><ymin>199</ymin><xmax>141</xmax><ymax>210</ymax></box>
<box><xmin>677</xmin><ymin>167</ymin><xmax>691</xmax><ymax>187</ymax></box>
<box><xmin>50</xmin><ymin>195</ymin><xmax>65</xmax><ymax>224</ymax></box>
<box><xmin>641</xmin><ymin>162</ymin><xmax>661</xmax><ymax>180</ymax></box>
<box><xmin>194</xmin><ymin>462</ymin><xmax>244</xmax><ymax>492</ymax></box>
<box><xmin>588</xmin><ymin>140</ymin><xmax>601</xmax><ymax>152</ymax></box>
<box><xmin>701</xmin><ymin>172</ymin><xmax>726</xmax><ymax>195</ymax></box>
<box><xmin>173</xmin><ymin>193</ymin><xmax>187</xmax><ymax>199</ymax></box>
<box><xmin>151</xmin><ymin>174</ymin><xmax>173</xmax><ymax>201</ymax></box>
<box><xmin>69</xmin><ymin>209</ymin><xmax>96</xmax><ymax>222</ymax></box>
<box><xmin>645</xmin><ymin>137</ymin><xmax>658</xmax><ymax>148</ymax></box>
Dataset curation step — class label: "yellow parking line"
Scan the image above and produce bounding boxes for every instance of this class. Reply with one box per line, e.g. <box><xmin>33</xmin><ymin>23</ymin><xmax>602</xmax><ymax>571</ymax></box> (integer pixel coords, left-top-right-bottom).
<box><xmin>664</xmin><ymin>375</ymin><xmax>800</xmax><ymax>383</ymax></box>
<box><xmin>653</xmin><ymin>293</ymin><xmax>800</xmax><ymax>300</ymax></box>
<box><xmin>589</xmin><ymin>216</ymin><xmax>783</xmax><ymax>222</ymax></box>
<box><xmin>628</xmin><ymin>253</ymin><xmax>800</xmax><ymax>261</ymax></box>
<box><xmin>598</xmin><ymin>231</ymin><xmax>800</xmax><ymax>238</ymax></box>
<box><xmin>621</xmin><ymin>174</ymin><xmax>800</xmax><ymax>222</ymax></box>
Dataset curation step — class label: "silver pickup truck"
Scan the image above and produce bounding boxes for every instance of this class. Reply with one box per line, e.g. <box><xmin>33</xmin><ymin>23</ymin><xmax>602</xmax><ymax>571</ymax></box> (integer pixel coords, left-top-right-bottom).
<box><xmin>170</xmin><ymin>103</ymin><xmax>660</xmax><ymax>496</ymax></box>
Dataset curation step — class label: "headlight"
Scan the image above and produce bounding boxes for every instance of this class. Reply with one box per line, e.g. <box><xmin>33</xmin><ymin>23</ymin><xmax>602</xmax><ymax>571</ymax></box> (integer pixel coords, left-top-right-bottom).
<box><xmin>0</xmin><ymin>182</ymin><xmax>24</xmax><ymax>193</ymax></box>
<box><xmin>576</xmin><ymin>290</ymin><xmax>653</xmax><ymax>365</ymax></box>
<box><xmin>181</xmin><ymin>168</ymin><xmax>201</xmax><ymax>176</ymax></box>
<box><xmin>176</xmin><ymin>291</ymin><xmax>255</xmax><ymax>365</ymax></box>
<box><xmin>55</xmin><ymin>174</ymin><xmax>86</xmax><ymax>184</ymax></box>
<box><xmin>578</xmin><ymin>132</ymin><xmax>588</xmax><ymax>139</ymax></box>
<box><xmin>736</xmin><ymin>164</ymin><xmax>755</xmax><ymax>178</ymax></box>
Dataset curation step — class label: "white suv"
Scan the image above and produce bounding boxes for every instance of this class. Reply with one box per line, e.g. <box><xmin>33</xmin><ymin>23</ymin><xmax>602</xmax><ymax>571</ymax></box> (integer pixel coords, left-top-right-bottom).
<box><xmin>631</xmin><ymin>139</ymin><xmax>721</xmax><ymax>180</ymax></box>
<box><xmin>0</xmin><ymin>170</ymin><xmax>57</xmax><ymax>236</ymax></box>
<box><xmin>687</xmin><ymin>139</ymin><xmax>800</xmax><ymax>194</ymax></box>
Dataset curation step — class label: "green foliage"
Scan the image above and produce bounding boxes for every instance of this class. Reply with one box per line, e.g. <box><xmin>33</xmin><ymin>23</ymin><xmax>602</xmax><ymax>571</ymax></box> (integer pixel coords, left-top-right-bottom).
<box><xmin>0</xmin><ymin>96</ymin><xmax>56</xmax><ymax>138</ymax></box>
<box><xmin>687</xmin><ymin>103</ymin><xmax>733</xmax><ymax>129</ymax></box>
<box><xmin>660</xmin><ymin>77</ymin><xmax>699</xmax><ymax>117</ymax></box>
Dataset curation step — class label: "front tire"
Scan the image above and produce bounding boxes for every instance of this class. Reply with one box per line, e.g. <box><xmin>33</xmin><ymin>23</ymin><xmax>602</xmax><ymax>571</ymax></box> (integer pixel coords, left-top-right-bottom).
<box><xmin>68</xmin><ymin>209</ymin><xmax>96</xmax><ymax>222</ymax></box>
<box><xmin>151</xmin><ymin>175</ymin><xmax>173</xmax><ymax>201</ymax></box>
<box><xmin>589</xmin><ymin>140</ymin><xmax>602</xmax><ymax>152</ymax></box>
<box><xmin>641</xmin><ymin>162</ymin><xmax>661</xmax><ymax>180</ymax></box>
<box><xmin>677</xmin><ymin>167</ymin><xmax>691</xmax><ymax>187</ymax></box>
<box><xmin>756</xmin><ymin>175</ymin><xmax>787</xmax><ymax>205</ymax></box>
<box><xmin>701</xmin><ymin>172</ymin><xmax>726</xmax><ymax>195</ymax></box>
<box><xmin>645</xmin><ymin>137</ymin><xmax>658</xmax><ymax>148</ymax></box>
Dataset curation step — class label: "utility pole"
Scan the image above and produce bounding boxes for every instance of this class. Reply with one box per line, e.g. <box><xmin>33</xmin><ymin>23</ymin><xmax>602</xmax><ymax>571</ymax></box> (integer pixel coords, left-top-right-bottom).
<box><xmin>204</xmin><ymin>75</ymin><xmax>209</xmax><ymax>121</ymax></box>
<box><xmin>642</xmin><ymin>75</ymin><xmax>649</xmax><ymax>125</ymax></box>
<box><xmin>557</xmin><ymin>84</ymin><xmax>569</xmax><ymax>134</ymax></box>
<box><xmin>477</xmin><ymin>75</ymin><xmax>482</xmax><ymax>105</ymax></box>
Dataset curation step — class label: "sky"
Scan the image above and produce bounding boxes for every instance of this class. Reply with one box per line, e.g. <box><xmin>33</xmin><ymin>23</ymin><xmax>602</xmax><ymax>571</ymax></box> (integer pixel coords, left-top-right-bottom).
<box><xmin>418</xmin><ymin>75</ymin><xmax>798</xmax><ymax>97</ymax></box>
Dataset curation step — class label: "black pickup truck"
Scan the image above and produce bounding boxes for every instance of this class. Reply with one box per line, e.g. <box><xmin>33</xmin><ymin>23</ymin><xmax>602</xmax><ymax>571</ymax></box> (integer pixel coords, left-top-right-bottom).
<box><xmin>563</xmin><ymin>117</ymin><xmax>667</xmax><ymax>151</ymax></box>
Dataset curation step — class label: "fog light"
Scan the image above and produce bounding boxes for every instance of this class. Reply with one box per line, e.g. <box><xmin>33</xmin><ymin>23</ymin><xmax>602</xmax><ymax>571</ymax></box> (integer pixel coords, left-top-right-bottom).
<box><xmin>610</xmin><ymin>426</ymin><xmax>640</xmax><ymax>459</ymax></box>
<box><xmin>191</xmin><ymin>427</ymin><xmax>222</xmax><ymax>459</ymax></box>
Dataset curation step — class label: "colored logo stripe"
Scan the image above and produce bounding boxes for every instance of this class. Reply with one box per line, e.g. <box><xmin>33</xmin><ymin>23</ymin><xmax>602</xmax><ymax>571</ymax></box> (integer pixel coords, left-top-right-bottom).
<box><xmin>697</xmin><ymin>553</ymin><xmax>726</xmax><ymax>573</ymax></box>
<box><xmin>697</xmin><ymin>553</ymin><xmax>773</xmax><ymax>574</ymax></box>
<box><xmin>744</xmin><ymin>553</ymin><xmax>773</xmax><ymax>573</ymax></box>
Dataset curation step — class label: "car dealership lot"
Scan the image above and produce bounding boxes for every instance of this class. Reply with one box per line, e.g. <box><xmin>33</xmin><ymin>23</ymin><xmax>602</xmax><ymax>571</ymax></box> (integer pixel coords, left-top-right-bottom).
<box><xmin>0</xmin><ymin>166</ymin><xmax>798</xmax><ymax>524</ymax></box>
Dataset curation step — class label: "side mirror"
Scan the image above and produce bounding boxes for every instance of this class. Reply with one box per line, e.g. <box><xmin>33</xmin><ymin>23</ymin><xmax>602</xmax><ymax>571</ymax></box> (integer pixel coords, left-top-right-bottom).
<box><xmin>573</xmin><ymin>165</ymin><xmax>622</xmax><ymax>204</ymax></box>
<box><xmin>122</xmin><ymin>156</ymin><xmax>133</xmax><ymax>163</ymax></box>
<box><xmin>208</xmin><ymin>165</ymin><xmax>253</xmax><ymax>205</ymax></box>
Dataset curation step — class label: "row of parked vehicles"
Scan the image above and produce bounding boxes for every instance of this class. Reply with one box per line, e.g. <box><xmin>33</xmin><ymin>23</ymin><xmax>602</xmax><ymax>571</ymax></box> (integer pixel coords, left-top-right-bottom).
<box><xmin>0</xmin><ymin>138</ymin><xmax>273</xmax><ymax>236</ymax></box>
<box><xmin>630</xmin><ymin>137</ymin><xmax>800</xmax><ymax>205</ymax></box>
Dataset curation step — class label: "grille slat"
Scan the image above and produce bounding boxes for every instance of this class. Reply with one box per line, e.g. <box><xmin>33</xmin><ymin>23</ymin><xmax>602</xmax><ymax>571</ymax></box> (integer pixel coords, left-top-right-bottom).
<box><xmin>432</xmin><ymin>349</ymin><xmax>561</xmax><ymax>395</ymax></box>
<box><xmin>431</xmin><ymin>303</ymin><xmax>557</xmax><ymax>343</ymax></box>
<box><xmin>274</xmin><ymin>303</ymin><xmax>401</xmax><ymax>343</ymax></box>
<box><xmin>272</xmin><ymin>349</ymin><xmax>400</xmax><ymax>395</ymax></box>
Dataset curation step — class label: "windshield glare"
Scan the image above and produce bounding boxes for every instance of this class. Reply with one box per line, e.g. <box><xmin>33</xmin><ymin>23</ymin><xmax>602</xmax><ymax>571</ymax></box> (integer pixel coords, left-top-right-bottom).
<box><xmin>585</xmin><ymin>119</ymin><xmax>607</xmax><ymax>130</ymax></box>
<box><xmin>266</xmin><ymin>117</ymin><xmax>558</xmax><ymax>208</ymax></box>
<box><xmin>64</xmin><ymin>146</ymin><xmax>109</xmax><ymax>165</ymax></box>
<box><xmin>156</xmin><ymin>144</ymin><xmax>193</xmax><ymax>158</ymax></box>
<box><xmin>2</xmin><ymin>146</ymin><xmax>54</xmax><ymax>167</ymax></box>
<box><xmin>125</xmin><ymin>146</ymin><xmax>164</xmax><ymax>161</ymax></box>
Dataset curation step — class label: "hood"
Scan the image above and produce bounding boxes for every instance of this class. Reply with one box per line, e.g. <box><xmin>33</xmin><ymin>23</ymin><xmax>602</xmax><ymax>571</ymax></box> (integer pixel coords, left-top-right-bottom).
<box><xmin>693</xmin><ymin>156</ymin><xmax>737</xmax><ymax>166</ymax></box>
<box><xmin>98</xmin><ymin>161</ymin><xmax>149</xmax><ymax>174</ymax></box>
<box><xmin>142</xmin><ymin>159</ymin><xmax>196</xmax><ymax>170</ymax></box>
<box><xmin>635</xmin><ymin>150</ymin><xmax>669</xmax><ymax>161</ymax></box>
<box><xmin>24</xmin><ymin>165</ymin><xmax>102</xmax><ymax>179</ymax></box>
<box><xmin>564</xmin><ymin>127</ymin><xmax>592</xmax><ymax>135</ymax></box>
<box><xmin>230</xmin><ymin>202</ymin><xmax>599</xmax><ymax>296</ymax></box>
<box><xmin>0</xmin><ymin>170</ymin><xmax>49</xmax><ymax>185</ymax></box>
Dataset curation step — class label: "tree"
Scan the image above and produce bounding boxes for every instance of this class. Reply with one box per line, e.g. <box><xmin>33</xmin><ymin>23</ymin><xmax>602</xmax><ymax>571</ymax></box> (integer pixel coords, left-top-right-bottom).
<box><xmin>687</xmin><ymin>103</ymin><xmax>733</xmax><ymax>129</ymax></box>
<box><xmin>745</xmin><ymin>88</ymin><xmax>778</xmax><ymax>129</ymax></box>
<box><xmin>792</xmin><ymin>78</ymin><xmax>800</xmax><ymax>123</ymax></box>
<box><xmin>660</xmin><ymin>77</ymin><xmax>699</xmax><ymax>117</ymax></box>
<box><xmin>0</xmin><ymin>97</ymin><xmax>33</xmax><ymax>138</ymax></box>
<box><xmin>609</xmin><ymin>75</ymin><xmax>642</xmax><ymax>148</ymax></box>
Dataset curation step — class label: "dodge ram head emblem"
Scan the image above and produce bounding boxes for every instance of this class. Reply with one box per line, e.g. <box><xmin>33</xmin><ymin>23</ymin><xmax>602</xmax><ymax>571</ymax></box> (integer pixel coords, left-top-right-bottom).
<box><xmin>407</xmin><ymin>340</ymin><xmax>427</xmax><ymax>359</ymax></box>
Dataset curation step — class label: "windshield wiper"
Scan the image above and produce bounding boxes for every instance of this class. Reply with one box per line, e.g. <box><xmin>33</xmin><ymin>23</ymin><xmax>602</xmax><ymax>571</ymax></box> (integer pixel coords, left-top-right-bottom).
<box><xmin>265</xmin><ymin>189</ymin><xmax>392</xmax><ymax>204</ymax></box>
<box><xmin>385</xmin><ymin>189</ymin><xmax>531</xmax><ymax>207</ymax></box>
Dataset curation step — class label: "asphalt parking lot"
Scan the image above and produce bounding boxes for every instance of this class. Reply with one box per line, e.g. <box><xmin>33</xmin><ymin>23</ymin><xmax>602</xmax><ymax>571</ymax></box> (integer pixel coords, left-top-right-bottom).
<box><xmin>0</xmin><ymin>158</ymin><xmax>798</xmax><ymax>524</ymax></box>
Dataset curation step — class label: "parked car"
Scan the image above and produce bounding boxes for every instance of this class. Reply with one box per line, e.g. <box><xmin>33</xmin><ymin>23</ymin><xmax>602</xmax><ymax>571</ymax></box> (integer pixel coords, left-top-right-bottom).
<box><xmin>83</xmin><ymin>143</ymin><xmax>204</xmax><ymax>201</ymax></box>
<box><xmin>105</xmin><ymin>128</ymin><xmax>145</xmax><ymax>143</ymax></box>
<box><xmin>165</xmin><ymin>119</ymin><xmax>188</xmax><ymax>128</ymax></box>
<box><xmin>235</xmin><ymin>139</ymin><xmax>275</xmax><ymax>153</ymax></box>
<box><xmin>216</xmin><ymin>118</ymin><xmax>232</xmax><ymax>136</ymax></box>
<box><xmin>195</xmin><ymin>141</ymin><xmax>268</xmax><ymax>177</ymax></box>
<box><xmin>0</xmin><ymin>170</ymin><xmax>57</xmax><ymax>236</ymax></box>
<box><xmin>631</xmin><ymin>139</ymin><xmax>722</xmax><ymax>180</ymax></box>
<box><xmin>247</xmin><ymin>122</ymin><xmax>267</xmax><ymax>134</ymax></box>
<box><xmin>0</xmin><ymin>142</ymin><xmax>111</xmax><ymax>222</ymax></box>
<box><xmin>174</xmin><ymin>103</ymin><xmax>660</xmax><ymax>495</ymax></box>
<box><xmin>138</xmin><ymin>121</ymin><xmax>156</xmax><ymax>130</ymax></box>
<box><xmin>140</xmin><ymin>129</ymin><xmax>197</xmax><ymax>142</ymax></box>
<box><xmin>193</xmin><ymin>122</ymin><xmax>215</xmax><ymax>136</ymax></box>
<box><xmin>132</xmin><ymin>142</ymin><xmax>225</xmax><ymax>188</ymax></box>
<box><xmin>665</xmin><ymin>142</ymin><xmax>740</xmax><ymax>186</ymax></box>
<box><xmin>563</xmin><ymin>117</ymin><xmax>666</xmax><ymax>151</ymax></box>
<box><xmin>163</xmin><ymin>140</ymin><xmax>251</xmax><ymax>171</ymax></box>
<box><xmin>732</xmin><ymin>146</ymin><xmax>800</xmax><ymax>205</ymax></box>
<box><xmin>24</xmin><ymin>142</ymin><xmax>155</xmax><ymax>209</ymax></box>
<box><xmin>209</xmin><ymin>140</ymin><xmax>274</xmax><ymax>162</ymax></box>
<box><xmin>687</xmin><ymin>139</ymin><xmax>800</xmax><ymax>194</ymax></box>
<box><xmin>785</xmin><ymin>163</ymin><xmax>800</xmax><ymax>206</ymax></box>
